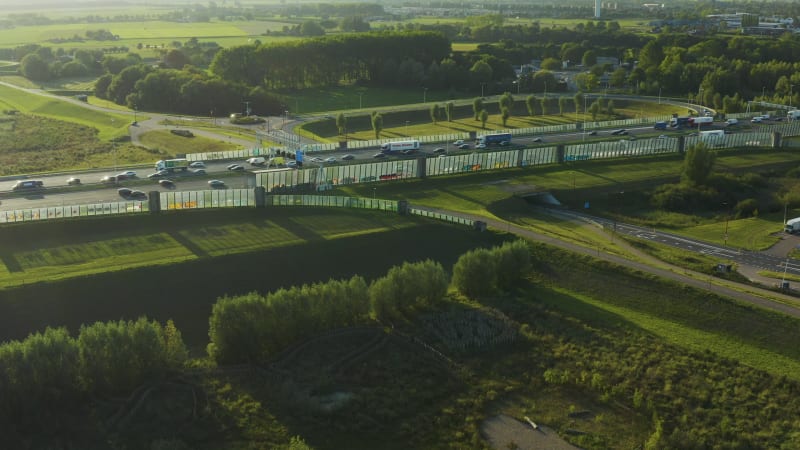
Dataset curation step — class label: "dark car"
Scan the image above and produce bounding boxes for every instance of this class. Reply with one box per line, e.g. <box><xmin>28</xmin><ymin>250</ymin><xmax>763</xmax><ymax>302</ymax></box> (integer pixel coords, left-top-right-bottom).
<box><xmin>66</xmin><ymin>177</ymin><xmax>81</xmax><ymax>185</ymax></box>
<box><xmin>611</xmin><ymin>129</ymin><xmax>627</xmax><ymax>135</ymax></box>
<box><xmin>499</xmin><ymin>141</ymin><xmax>511</xmax><ymax>146</ymax></box>
<box><xmin>373</xmin><ymin>153</ymin><xmax>387</xmax><ymax>159</ymax></box>
<box><xmin>117</xmin><ymin>188</ymin><xmax>133</xmax><ymax>198</ymax></box>
<box><xmin>342</xmin><ymin>154</ymin><xmax>355</xmax><ymax>160</ymax></box>
<box><xmin>128</xmin><ymin>190</ymin><xmax>147</xmax><ymax>200</ymax></box>
<box><xmin>12</xmin><ymin>180</ymin><xmax>43</xmax><ymax>191</ymax></box>
<box><xmin>158</xmin><ymin>179</ymin><xmax>176</xmax><ymax>189</ymax></box>
<box><xmin>208</xmin><ymin>179</ymin><xmax>226</xmax><ymax>189</ymax></box>
<box><xmin>100</xmin><ymin>175</ymin><xmax>118</xmax><ymax>184</ymax></box>
<box><xmin>433</xmin><ymin>147</ymin><xmax>446</xmax><ymax>154</ymax></box>
<box><xmin>401</xmin><ymin>148</ymin><xmax>417</xmax><ymax>155</ymax></box>
<box><xmin>588</xmin><ymin>130</ymin><xmax>597</xmax><ymax>136</ymax></box>
<box><xmin>532</xmin><ymin>137</ymin><xmax>543</xmax><ymax>143</ymax></box>
<box><xmin>458</xmin><ymin>144</ymin><xmax>470</xmax><ymax>149</ymax></box>
<box><xmin>228</xmin><ymin>164</ymin><xmax>245</xmax><ymax>171</ymax></box>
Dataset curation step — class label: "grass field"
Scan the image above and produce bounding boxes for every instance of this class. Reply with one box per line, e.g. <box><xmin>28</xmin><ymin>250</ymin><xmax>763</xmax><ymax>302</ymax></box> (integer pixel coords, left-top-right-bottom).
<box><xmin>138</xmin><ymin>129</ymin><xmax>243</xmax><ymax>155</ymax></box>
<box><xmin>0</xmin><ymin>83</ymin><xmax>128</xmax><ymax>140</ymax></box>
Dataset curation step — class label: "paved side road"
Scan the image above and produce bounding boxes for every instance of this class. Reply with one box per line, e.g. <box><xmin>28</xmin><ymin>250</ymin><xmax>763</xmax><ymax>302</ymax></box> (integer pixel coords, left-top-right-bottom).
<box><xmin>415</xmin><ymin>206</ymin><xmax>800</xmax><ymax>319</ymax></box>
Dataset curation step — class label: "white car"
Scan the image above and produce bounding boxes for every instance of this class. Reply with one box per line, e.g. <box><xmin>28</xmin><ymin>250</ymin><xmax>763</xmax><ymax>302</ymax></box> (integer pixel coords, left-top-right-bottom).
<box><xmin>453</xmin><ymin>139</ymin><xmax>464</xmax><ymax>145</ymax></box>
<box><xmin>658</xmin><ymin>135</ymin><xmax>669</xmax><ymax>139</ymax></box>
<box><xmin>475</xmin><ymin>143</ymin><xmax>487</xmax><ymax>149</ymax></box>
<box><xmin>189</xmin><ymin>161</ymin><xmax>205</xmax><ymax>168</ymax></box>
<box><xmin>310</xmin><ymin>157</ymin><xmax>324</xmax><ymax>163</ymax></box>
<box><xmin>324</xmin><ymin>157</ymin><xmax>337</xmax><ymax>163</ymax></box>
<box><xmin>117</xmin><ymin>171</ymin><xmax>137</xmax><ymax>179</ymax></box>
<box><xmin>751</xmin><ymin>116</ymin><xmax>763</xmax><ymax>123</ymax></box>
<box><xmin>208</xmin><ymin>179</ymin><xmax>226</xmax><ymax>189</ymax></box>
<box><xmin>286</xmin><ymin>161</ymin><xmax>297</xmax><ymax>168</ymax></box>
<box><xmin>341</xmin><ymin>154</ymin><xmax>355</xmax><ymax>160</ymax></box>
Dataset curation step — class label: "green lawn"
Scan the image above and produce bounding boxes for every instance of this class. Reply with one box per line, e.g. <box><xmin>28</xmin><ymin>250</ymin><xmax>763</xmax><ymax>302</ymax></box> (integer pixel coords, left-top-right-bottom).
<box><xmin>0</xmin><ymin>83</ymin><xmax>128</xmax><ymax>140</ymax></box>
<box><xmin>138</xmin><ymin>129</ymin><xmax>243</xmax><ymax>155</ymax></box>
<box><xmin>0</xmin><ymin>208</ymin><xmax>416</xmax><ymax>290</ymax></box>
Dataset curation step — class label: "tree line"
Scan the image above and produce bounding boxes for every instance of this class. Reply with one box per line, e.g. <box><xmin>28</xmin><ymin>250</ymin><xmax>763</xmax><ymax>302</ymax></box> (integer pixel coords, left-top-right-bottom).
<box><xmin>0</xmin><ymin>318</ymin><xmax>187</xmax><ymax>432</ymax></box>
<box><xmin>208</xmin><ymin>240</ymin><xmax>530</xmax><ymax>364</ymax></box>
<box><xmin>210</xmin><ymin>31</ymin><xmax>451</xmax><ymax>90</ymax></box>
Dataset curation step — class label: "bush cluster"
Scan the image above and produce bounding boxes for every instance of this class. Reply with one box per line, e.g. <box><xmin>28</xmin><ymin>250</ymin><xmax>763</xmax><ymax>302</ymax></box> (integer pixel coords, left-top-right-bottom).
<box><xmin>452</xmin><ymin>240</ymin><xmax>531</xmax><ymax>297</ymax></box>
<box><xmin>0</xmin><ymin>318</ymin><xmax>186</xmax><ymax>429</ymax></box>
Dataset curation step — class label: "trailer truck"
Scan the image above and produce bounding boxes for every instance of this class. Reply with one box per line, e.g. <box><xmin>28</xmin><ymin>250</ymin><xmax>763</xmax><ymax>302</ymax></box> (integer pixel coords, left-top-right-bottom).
<box><xmin>380</xmin><ymin>140</ymin><xmax>420</xmax><ymax>154</ymax></box>
<box><xmin>155</xmin><ymin>158</ymin><xmax>189</xmax><ymax>173</ymax></box>
<box><xmin>477</xmin><ymin>133</ymin><xmax>512</xmax><ymax>145</ymax></box>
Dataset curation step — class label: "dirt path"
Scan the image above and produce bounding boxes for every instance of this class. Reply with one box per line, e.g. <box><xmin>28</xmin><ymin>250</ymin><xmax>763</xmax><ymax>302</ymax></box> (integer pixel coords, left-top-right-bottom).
<box><xmin>481</xmin><ymin>415</ymin><xmax>579</xmax><ymax>450</ymax></box>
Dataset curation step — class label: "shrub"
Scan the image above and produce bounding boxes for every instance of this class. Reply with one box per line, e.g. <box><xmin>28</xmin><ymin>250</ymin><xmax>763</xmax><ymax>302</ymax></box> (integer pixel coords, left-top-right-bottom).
<box><xmin>734</xmin><ymin>198</ymin><xmax>758</xmax><ymax>218</ymax></box>
<box><xmin>452</xmin><ymin>247</ymin><xmax>497</xmax><ymax>298</ymax></box>
<box><xmin>369</xmin><ymin>260</ymin><xmax>449</xmax><ymax>321</ymax></box>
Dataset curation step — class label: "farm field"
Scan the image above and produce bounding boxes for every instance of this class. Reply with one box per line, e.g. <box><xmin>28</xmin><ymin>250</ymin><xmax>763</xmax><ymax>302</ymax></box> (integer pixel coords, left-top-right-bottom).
<box><xmin>0</xmin><ymin>20</ymin><xmax>296</xmax><ymax>48</ymax></box>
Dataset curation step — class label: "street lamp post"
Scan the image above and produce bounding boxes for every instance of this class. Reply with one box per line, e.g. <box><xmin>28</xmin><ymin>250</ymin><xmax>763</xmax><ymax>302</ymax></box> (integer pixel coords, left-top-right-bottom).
<box><xmin>283</xmin><ymin>110</ymin><xmax>288</xmax><ymax>128</ymax></box>
<box><xmin>405</xmin><ymin>120</ymin><xmax>409</xmax><ymax>136</ymax></box>
<box><xmin>481</xmin><ymin>82</ymin><xmax>486</xmax><ymax>98</ymax></box>
<box><xmin>423</xmin><ymin>87</ymin><xmax>428</xmax><ymax>103</ymax></box>
<box><xmin>582</xmin><ymin>95</ymin><xmax>588</xmax><ymax>141</ymax></box>
<box><xmin>359</xmin><ymin>92</ymin><xmax>363</xmax><ymax>109</ymax></box>
<box><xmin>762</xmin><ymin>86</ymin><xmax>766</xmax><ymax>99</ymax></box>
<box><xmin>133</xmin><ymin>105</ymin><xmax>137</xmax><ymax>124</ymax></box>
<box><xmin>698</xmin><ymin>88</ymin><xmax>704</xmax><ymax>106</ymax></box>
<box><xmin>658</xmin><ymin>87</ymin><xmax>662</xmax><ymax>105</ymax></box>
<box><xmin>791</xmin><ymin>85</ymin><xmax>795</xmax><ymax>108</ymax></box>
<box><xmin>722</xmin><ymin>202</ymin><xmax>730</xmax><ymax>246</ymax></box>
<box><xmin>513</xmin><ymin>80</ymin><xmax>520</xmax><ymax>95</ymax></box>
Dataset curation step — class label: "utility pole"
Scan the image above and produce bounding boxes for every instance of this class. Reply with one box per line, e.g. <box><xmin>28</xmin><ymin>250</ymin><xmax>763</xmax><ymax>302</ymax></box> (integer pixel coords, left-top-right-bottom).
<box><xmin>242</xmin><ymin>101</ymin><xmax>251</xmax><ymax>116</ymax></box>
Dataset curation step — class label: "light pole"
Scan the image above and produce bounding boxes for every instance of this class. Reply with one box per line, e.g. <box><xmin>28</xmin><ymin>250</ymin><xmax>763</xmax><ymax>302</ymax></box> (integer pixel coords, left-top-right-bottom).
<box><xmin>133</xmin><ymin>105</ymin><xmax>137</xmax><ymax>124</ymax></box>
<box><xmin>405</xmin><ymin>120</ymin><xmax>409</xmax><ymax>136</ymax></box>
<box><xmin>544</xmin><ymin>81</ymin><xmax>547</xmax><ymax>98</ymax></box>
<box><xmin>698</xmin><ymin>88</ymin><xmax>704</xmax><ymax>106</ymax></box>
<box><xmin>283</xmin><ymin>110</ymin><xmax>288</xmax><ymax>128</ymax></box>
<box><xmin>791</xmin><ymin>85</ymin><xmax>795</xmax><ymax>108</ymax></box>
<box><xmin>723</xmin><ymin>202</ymin><xmax>730</xmax><ymax>246</ymax></box>
<box><xmin>582</xmin><ymin>94</ymin><xmax>588</xmax><ymax>141</ymax></box>
<box><xmin>359</xmin><ymin>92</ymin><xmax>363</xmax><ymax>109</ymax></box>
<box><xmin>513</xmin><ymin>80</ymin><xmax>520</xmax><ymax>94</ymax></box>
<box><xmin>658</xmin><ymin>87</ymin><xmax>662</xmax><ymax>104</ymax></box>
<box><xmin>481</xmin><ymin>82</ymin><xmax>486</xmax><ymax>98</ymax></box>
<box><xmin>423</xmin><ymin>87</ymin><xmax>428</xmax><ymax>103</ymax></box>
<box><xmin>762</xmin><ymin>86</ymin><xmax>766</xmax><ymax>99</ymax></box>
<box><xmin>372</xmin><ymin>187</ymin><xmax>376</xmax><ymax>199</ymax></box>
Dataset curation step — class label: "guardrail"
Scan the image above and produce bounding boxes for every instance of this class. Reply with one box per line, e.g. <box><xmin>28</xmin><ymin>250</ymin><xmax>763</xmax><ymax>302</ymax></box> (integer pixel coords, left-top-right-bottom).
<box><xmin>0</xmin><ymin>200</ymin><xmax>148</xmax><ymax>223</ymax></box>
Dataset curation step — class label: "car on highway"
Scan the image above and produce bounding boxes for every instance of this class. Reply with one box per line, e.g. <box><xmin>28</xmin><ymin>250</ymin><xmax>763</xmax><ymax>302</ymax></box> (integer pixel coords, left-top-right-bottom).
<box><xmin>588</xmin><ymin>130</ymin><xmax>597</xmax><ymax>136</ymax></box>
<box><xmin>227</xmin><ymin>164</ymin><xmax>245</xmax><ymax>171</ymax></box>
<box><xmin>12</xmin><ymin>180</ymin><xmax>43</xmax><ymax>191</ymax></box>
<box><xmin>751</xmin><ymin>116</ymin><xmax>763</xmax><ymax>123</ymax></box>
<box><xmin>117</xmin><ymin>171</ymin><xmax>137</xmax><ymax>179</ymax></box>
<box><xmin>499</xmin><ymin>141</ymin><xmax>511</xmax><ymax>146</ymax></box>
<box><xmin>611</xmin><ymin>129</ymin><xmax>627</xmax><ymax>135</ymax></box>
<box><xmin>158</xmin><ymin>179</ymin><xmax>176</xmax><ymax>189</ymax></box>
<box><xmin>100</xmin><ymin>175</ymin><xmax>118</xmax><ymax>184</ymax></box>
<box><xmin>658</xmin><ymin>134</ymin><xmax>669</xmax><ymax>139</ymax></box>
<box><xmin>191</xmin><ymin>169</ymin><xmax>206</xmax><ymax>175</ymax></box>
<box><xmin>324</xmin><ymin>157</ymin><xmax>337</xmax><ymax>163</ymax></box>
<box><xmin>457</xmin><ymin>144</ymin><xmax>470</xmax><ymax>149</ymax></box>
<box><xmin>532</xmin><ymin>137</ymin><xmax>543</xmax><ymax>143</ymax></box>
<box><xmin>475</xmin><ymin>143</ymin><xmax>487</xmax><ymax>149</ymax></box>
<box><xmin>208</xmin><ymin>179</ymin><xmax>226</xmax><ymax>189</ymax></box>
<box><xmin>189</xmin><ymin>161</ymin><xmax>206</xmax><ymax>168</ymax></box>
<box><xmin>433</xmin><ymin>147</ymin><xmax>446</xmax><ymax>154</ymax></box>
<box><xmin>310</xmin><ymin>157</ymin><xmax>324</xmax><ymax>163</ymax></box>
<box><xmin>147</xmin><ymin>170</ymin><xmax>169</xmax><ymax>179</ymax></box>
<box><xmin>117</xmin><ymin>188</ymin><xmax>133</xmax><ymax>198</ymax></box>
<box><xmin>401</xmin><ymin>148</ymin><xmax>417</xmax><ymax>155</ymax></box>
<box><xmin>373</xmin><ymin>153</ymin><xmax>387</xmax><ymax>159</ymax></box>
<box><xmin>286</xmin><ymin>161</ymin><xmax>297</xmax><ymax>168</ymax></box>
<box><xmin>128</xmin><ymin>190</ymin><xmax>147</xmax><ymax>200</ymax></box>
<box><xmin>453</xmin><ymin>139</ymin><xmax>464</xmax><ymax>145</ymax></box>
<box><xmin>342</xmin><ymin>154</ymin><xmax>355</xmax><ymax>160</ymax></box>
<box><xmin>226</xmin><ymin>163</ymin><xmax>240</xmax><ymax>170</ymax></box>
<box><xmin>66</xmin><ymin>177</ymin><xmax>81</xmax><ymax>185</ymax></box>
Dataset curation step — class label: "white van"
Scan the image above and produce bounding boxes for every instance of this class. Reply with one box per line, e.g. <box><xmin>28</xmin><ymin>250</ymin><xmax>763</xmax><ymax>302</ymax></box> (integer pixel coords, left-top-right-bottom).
<box><xmin>725</xmin><ymin>118</ymin><xmax>738</xmax><ymax>126</ymax></box>
<box><xmin>246</xmin><ymin>157</ymin><xmax>266</xmax><ymax>166</ymax></box>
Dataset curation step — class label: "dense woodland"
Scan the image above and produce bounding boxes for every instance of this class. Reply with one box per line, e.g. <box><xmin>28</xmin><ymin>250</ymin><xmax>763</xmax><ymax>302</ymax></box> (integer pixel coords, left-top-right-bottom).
<box><xmin>3</xmin><ymin>16</ymin><xmax>800</xmax><ymax>115</ymax></box>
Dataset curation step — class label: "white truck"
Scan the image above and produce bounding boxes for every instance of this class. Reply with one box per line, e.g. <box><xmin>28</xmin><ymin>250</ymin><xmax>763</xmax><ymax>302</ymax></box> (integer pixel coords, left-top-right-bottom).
<box><xmin>380</xmin><ymin>140</ymin><xmax>420</xmax><ymax>154</ymax></box>
<box><xmin>690</xmin><ymin>116</ymin><xmax>714</xmax><ymax>127</ymax></box>
<box><xmin>786</xmin><ymin>217</ymin><xmax>800</xmax><ymax>233</ymax></box>
<box><xmin>155</xmin><ymin>158</ymin><xmax>189</xmax><ymax>173</ymax></box>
